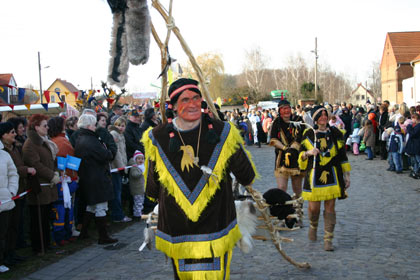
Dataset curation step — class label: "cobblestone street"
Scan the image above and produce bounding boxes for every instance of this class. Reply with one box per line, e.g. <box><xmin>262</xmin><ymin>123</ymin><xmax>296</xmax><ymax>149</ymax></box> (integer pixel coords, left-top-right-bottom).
<box><xmin>24</xmin><ymin>145</ymin><xmax>420</xmax><ymax>280</ymax></box>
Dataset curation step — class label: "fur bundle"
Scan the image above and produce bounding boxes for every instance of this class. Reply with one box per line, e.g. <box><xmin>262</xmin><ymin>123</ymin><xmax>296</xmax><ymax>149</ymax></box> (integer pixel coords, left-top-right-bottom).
<box><xmin>126</xmin><ymin>0</ymin><xmax>151</xmax><ymax>65</ymax></box>
<box><xmin>107</xmin><ymin>0</ymin><xmax>151</xmax><ymax>87</ymax></box>
<box><xmin>235</xmin><ymin>200</ymin><xmax>258</xmax><ymax>253</ymax></box>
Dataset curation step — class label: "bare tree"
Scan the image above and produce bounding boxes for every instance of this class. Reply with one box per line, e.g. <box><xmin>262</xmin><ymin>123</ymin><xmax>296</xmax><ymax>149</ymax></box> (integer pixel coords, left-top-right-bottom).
<box><xmin>242</xmin><ymin>47</ymin><xmax>269</xmax><ymax>103</ymax></box>
<box><xmin>368</xmin><ymin>60</ymin><xmax>381</xmax><ymax>103</ymax></box>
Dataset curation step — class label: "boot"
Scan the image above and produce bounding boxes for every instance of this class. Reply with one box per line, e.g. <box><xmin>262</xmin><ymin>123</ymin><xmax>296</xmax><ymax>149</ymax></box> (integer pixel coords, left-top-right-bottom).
<box><xmin>323</xmin><ymin>211</ymin><xmax>336</xmax><ymax>251</ymax></box>
<box><xmin>308</xmin><ymin>211</ymin><xmax>319</xmax><ymax>241</ymax></box>
<box><xmin>78</xmin><ymin>212</ymin><xmax>95</xmax><ymax>240</ymax></box>
<box><xmin>95</xmin><ymin>217</ymin><xmax>118</xmax><ymax>245</ymax></box>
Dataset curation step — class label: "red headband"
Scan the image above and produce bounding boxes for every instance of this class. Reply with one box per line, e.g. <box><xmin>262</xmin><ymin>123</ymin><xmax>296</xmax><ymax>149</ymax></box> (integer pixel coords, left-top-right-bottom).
<box><xmin>169</xmin><ymin>84</ymin><xmax>199</xmax><ymax>100</ymax></box>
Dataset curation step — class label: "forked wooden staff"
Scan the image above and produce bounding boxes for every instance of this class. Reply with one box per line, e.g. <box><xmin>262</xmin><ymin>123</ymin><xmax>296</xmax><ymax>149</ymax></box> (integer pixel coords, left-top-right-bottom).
<box><xmin>147</xmin><ymin>0</ymin><xmax>310</xmax><ymax>270</ymax></box>
<box><xmin>150</xmin><ymin>0</ymin><xmax>220</xmax><ymax>122</ymax></box>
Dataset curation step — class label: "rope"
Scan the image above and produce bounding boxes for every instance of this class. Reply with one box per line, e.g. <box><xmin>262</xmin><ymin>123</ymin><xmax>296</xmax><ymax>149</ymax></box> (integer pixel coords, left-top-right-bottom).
<box><xmin>244</xmin><ymin>185</ymin><xmax>311</xmax><ymax>269</ymax></box>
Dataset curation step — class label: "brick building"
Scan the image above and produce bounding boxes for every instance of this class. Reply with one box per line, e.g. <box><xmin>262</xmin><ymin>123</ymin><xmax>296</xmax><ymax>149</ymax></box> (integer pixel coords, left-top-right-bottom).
<box><xmin>380</xmin><ymin>31</ymin><xmax>420</xmax><ymax>105</ymax></box>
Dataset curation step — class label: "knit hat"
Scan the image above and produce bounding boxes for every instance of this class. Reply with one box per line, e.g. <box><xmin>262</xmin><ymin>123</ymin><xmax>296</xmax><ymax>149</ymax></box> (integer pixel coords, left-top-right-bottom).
<box><xmin>133</xmin><ymin>150</ymin><xmax>144</xmax><ymax>161</ymax></box>
<box><xmin>0</xmin><ymin>122</ymin><xmax>14</xmax><ymax>138</ymax></box>
<box><xmin>144</xmin><ymin>108</ymin><xmax>155</xmax><ymax>120</ymax></box>
<box><xmin>168</xmin><ymin>78</ymin><xmax>201</xmax><ymax>105</ymax></box>
<box><xmin>310</xmin><ymin>105</ymin><xmax>329</xmax><ymax>123</ymax></box>
<box><xmin>277</xmin><ymin>92</ymin><xmax>291</xmax><ymax>108</ymax></box>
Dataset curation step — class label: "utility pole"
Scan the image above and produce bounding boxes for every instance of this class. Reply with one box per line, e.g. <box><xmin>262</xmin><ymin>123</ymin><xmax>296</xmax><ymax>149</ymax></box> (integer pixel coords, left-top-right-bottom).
<box><xmin>312</xmin><ymin>37</ymin><xmax>319</xmax><ymax>103</ymax></box>
<box><xmin>38</xmin><ymin>51</ymin><xmax>43</xmax><ymax>103</ymax></box>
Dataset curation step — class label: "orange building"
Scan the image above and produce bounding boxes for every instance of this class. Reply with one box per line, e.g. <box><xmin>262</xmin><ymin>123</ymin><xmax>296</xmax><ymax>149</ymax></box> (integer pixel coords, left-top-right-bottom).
<box><xmin>380</xmin><ymin>31</ymin><xmax>420</xmax><ymax>105</ymax></box>
<box><xmin>38</xmin><ymin>78</ymin><xmax>80</xmax><ymax>107</ymax></box>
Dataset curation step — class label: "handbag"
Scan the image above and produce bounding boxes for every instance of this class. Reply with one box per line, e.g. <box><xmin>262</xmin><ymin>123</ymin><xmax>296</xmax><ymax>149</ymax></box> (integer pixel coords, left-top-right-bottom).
<box><xmin>359</xmin><ymin>140</ymin><xmax>366</xmax><ymax>152</ymax></box>
<box><xmin>345</xmin><ymin>137</ymin><xmax>352</xmax><ymax>146</ymax></box>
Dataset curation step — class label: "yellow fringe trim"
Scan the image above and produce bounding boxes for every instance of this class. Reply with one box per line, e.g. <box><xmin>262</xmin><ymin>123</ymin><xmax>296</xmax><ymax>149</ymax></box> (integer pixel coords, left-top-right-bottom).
<box><xmin>142</xmin><ymin>123</ymin><xmax>257</xmax><ymax>222</ymax></box>
<box><xmin>302</xmin><ymin>168</ymin><xmax>342</xmax><ymax>201</ymax></box>
<box><xmin>274</xmin><ymin>167</ymin><xmax>300</xmax><ymax>177</ymax></box>
<box><xmin>156</xmin><ymin>224</ymin><xmax>241</xmax><ymax>260</ymax></box>
<box><xmin>173</xmin><ymin>250</ymin><xmax>233</xmax><ymax>280</ymax></box>
<box><xmin>298</xmin><ymin>151</ymin><xmax>308</xmax><ymax>170</ymax></box>
<box><xmin>341</xmin><ymin>162</ymin><xmax>351</xmax><ymax>172</ymax></box>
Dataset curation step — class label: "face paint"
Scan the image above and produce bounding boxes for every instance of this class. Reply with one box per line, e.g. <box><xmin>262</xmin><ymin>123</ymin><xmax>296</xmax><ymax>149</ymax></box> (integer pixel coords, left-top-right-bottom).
<box><xmin>175</xmin><ymin>90</ymin><xmax>202</xmax><ymax>122</ymax></box>
<box><xmin>279</xmin><ymin>106</ymin><xmax>291</xmax><ymax>120</ymax></box>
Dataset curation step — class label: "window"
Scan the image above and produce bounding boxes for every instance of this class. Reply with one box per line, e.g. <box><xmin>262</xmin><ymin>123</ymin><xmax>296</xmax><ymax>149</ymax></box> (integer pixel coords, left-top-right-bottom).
<box><xmin>356</xmin><ymin>95</ymin><xmax>360</xmax><ymax>100</ymax></box>
<box><xmin>61</xmin><ymin>95</ymin><xmax>66</xmax><ymax>102</ymax></box>
<box><xmin>51</xmin><ymin>95</ymin><xmax>56</xmax><ymax>103</ymax></box>
<box><xmin>361</xmin><ymin>95</ymin><xmax>365</xmax><ymax>100</ymax></box>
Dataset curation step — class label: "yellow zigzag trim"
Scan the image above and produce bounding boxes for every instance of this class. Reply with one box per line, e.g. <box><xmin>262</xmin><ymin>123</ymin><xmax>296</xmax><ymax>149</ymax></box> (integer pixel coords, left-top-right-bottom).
<box><xmin>156</xmin><ymin>224</ymin><xmax>241</xmax><ymax>260</ymax></box>
<box><xmin>142</xmin><ymin>123</ymin><xmax>256</xmax><ymax>222</ymax></box>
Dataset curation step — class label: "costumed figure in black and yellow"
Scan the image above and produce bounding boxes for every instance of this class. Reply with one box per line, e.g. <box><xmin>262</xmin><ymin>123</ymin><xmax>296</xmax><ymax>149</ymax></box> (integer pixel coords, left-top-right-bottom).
<box><xmin>142</xmin><ymin>78</ymin><xmax>257</xmax><ymax>280</ymax></box>
<box><xmin>269</xmin><ymin>97</ymin><xmax>305</xmax><ymax>197</ymax></box>
<box><xmin>298</xmin><ymin>106</ymin><xmax>351</xmax><ymax>251</ymax></box>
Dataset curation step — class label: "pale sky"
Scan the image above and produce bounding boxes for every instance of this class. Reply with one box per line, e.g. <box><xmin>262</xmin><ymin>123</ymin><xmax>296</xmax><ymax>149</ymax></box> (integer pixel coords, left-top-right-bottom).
<box><xmin>1</xmin><ymin>0</ymin><xmax>419</xmax><ymax>94</ymax></box>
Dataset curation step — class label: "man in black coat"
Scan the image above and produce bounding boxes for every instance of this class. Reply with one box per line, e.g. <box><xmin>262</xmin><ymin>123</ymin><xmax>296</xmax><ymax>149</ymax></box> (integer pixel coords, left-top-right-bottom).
<box><xmin>74</xmin><ymin>114</ymin><xmax>118</xmax><ymax>245</ymax></box>
<box><xmin>124</xmin><ymin>109</ymin><xmax>144</xmax><ymax>158</ymax></box>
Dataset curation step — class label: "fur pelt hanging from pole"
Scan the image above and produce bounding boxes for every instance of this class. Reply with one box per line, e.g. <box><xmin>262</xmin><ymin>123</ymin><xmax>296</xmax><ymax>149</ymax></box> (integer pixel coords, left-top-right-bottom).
<box><xmin>107</xmin><ymin>0</ymin><xmax>151</xmax><ymax>88</ymax></box>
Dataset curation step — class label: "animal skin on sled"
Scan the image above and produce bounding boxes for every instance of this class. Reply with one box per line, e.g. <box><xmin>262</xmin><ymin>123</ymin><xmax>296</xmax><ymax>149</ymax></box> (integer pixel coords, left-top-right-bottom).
<box><xmin>107</xmin><ymin>0</ymin><xmax>151</xmax><ymax>87</ymax></box>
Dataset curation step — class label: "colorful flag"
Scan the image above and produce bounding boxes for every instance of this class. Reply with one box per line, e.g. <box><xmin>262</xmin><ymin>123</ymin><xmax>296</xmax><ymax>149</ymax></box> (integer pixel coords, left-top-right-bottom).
<box><xmin>18</xmin><ymin>88</ymin><xmax>26</xmax><ymax>101</ymax></box>
<box><xmin>44</xmin><ymin>91</ymin><xmax>50</xmax><ymax>103</ymax></box>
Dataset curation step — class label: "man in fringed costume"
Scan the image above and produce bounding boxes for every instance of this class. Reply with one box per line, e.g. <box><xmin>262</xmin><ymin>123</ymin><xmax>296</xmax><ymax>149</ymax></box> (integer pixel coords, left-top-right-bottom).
<box><xmin>298</xmin><ymin>105</ymin><xmax>351</xmax><ymax>251</ymax></box>
<box><xmin>269</xmin><ymin>97</ymin><xmax>305</xmax><ymax>198</ymax></box>
<box><xmin>142</xmin><ymin>78</ymin><xmax>257</xmax><ymax>279</ymax></box>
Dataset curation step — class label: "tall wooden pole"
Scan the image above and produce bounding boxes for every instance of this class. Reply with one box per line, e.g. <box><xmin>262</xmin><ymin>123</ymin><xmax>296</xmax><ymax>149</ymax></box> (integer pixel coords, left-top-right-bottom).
<box><xmin>314</xmin><ymin>38</ymin><xmax>319</xmax><ymax>103</ymax></box>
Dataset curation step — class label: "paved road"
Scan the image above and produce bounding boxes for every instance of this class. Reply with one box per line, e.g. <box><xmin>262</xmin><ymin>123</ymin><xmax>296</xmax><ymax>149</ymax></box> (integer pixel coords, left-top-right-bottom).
<box><xmin>23</xmin><ymin>145</ymin><xmax>420</xmax><ymax>280</ymax></box>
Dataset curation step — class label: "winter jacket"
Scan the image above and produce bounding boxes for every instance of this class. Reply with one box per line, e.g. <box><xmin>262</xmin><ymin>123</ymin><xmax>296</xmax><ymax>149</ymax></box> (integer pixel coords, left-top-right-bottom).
<box><xmin>74</xmin><ymin>128</ymin><xmax>114</xmax><ymax>205</ymax></box>
<box><xmin>0</xmin><ymin>141</ymin><xmax>19</xmax><ymax>212</ymax></box>
<box><xmin>128</xmin><ymin>158</ymin><xmax>144</xmax><ymax>196</ymax></box>
<box><xmin>124</xmin><ymin>120</ymin><xmax>144</xmax><ymax>158</ymax></box>
<box><xmin>350</xmin><ymin>128</ymin><xmax>360</xmax><ymax>144</ymax></box>
<box><xmin>109</xmin><ymin>126</ymin><xmax>127</xmax><ymax>169</ymax></box>
<box><xmin>2</xmin><ymin>140</ymin><xmax>29</xmax><ymax>195</ymax></box>
<box><xmin>405</xmin><ymin>123</ymin><xmax>420</xmax><ymax>156</ymax></box>
<box><xmin>388</xmin><ymin>133</ymin><xmax>404</xmax><ymax>154</ymax></box>
<box><xmin>363</xmin><ymin>125</ymin><xmax>375</xmax><ymax>148</ymax></box>
<box><xmin>22</xmin><ymin>129</ymin><xmax>58</xmax><ymax>205</ymax></box>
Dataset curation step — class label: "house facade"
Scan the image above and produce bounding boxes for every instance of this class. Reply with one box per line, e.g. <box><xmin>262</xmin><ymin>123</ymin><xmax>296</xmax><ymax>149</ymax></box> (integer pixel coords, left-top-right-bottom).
<box><xmin>380</xmin><ymin>31</ymin><xmax>420</xmax><ymax>105</ymax></box>
<box><xmin>402</xmin><ymin>54</ymin><xmax>420</xmax><ymax>107</ymax></box>
<box><xmin>38</xmin><ymin>78</ymin><xmax>80</xmax><ymax>107</ymax></box>
<box><xmin>0</xmin><ymin>73</ymin><xmax>17</xmax><ymax>104</ymax></box>
<box><xmin>348</xmin><ymin>83</ymin><xmax>374</xmax><ymax>106</ymax></box>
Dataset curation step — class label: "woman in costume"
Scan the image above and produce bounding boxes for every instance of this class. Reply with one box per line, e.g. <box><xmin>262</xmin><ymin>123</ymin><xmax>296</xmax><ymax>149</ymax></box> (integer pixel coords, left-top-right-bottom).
<box><xmin>298</xmin><ymin>106</ymin><xmax>351</xmax><ymax>251</ymax></box>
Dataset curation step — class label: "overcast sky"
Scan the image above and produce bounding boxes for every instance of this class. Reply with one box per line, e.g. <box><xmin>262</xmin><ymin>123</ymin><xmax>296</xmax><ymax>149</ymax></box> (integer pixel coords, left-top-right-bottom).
<box><xmin>0</xmin><ymin>0</ymin><xmax>419</xmax><ymax>94</ymax></box>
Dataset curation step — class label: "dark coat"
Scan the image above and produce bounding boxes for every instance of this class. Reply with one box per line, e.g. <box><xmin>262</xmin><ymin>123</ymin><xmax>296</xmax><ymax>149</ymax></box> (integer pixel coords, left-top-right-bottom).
<box><xmin>74</xmin><ymin>128</ymin><xmax>114</xmax><ymax>205</ymax></box>
<box><xmin>124</xmin><ymin>120</ymin><xmax>144</xmax><ymax>158</ymax></box>
<box><xmin>22</xmin><ymin>129</ymin><xmax>58</xmax><ymax>205</ymax></box>
<box><xmin>70</xmin><ymin>127</ymin><xmax>117</xmax><ymax>159</ymax></box>
<box><xmin>405</xmin><ymin>123</ymin><xmax>420</xmax><ymax>156</ymax></box>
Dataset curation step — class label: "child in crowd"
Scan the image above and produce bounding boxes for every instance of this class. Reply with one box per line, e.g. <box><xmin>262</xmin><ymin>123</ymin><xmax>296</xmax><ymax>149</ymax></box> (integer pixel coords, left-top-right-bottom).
<box><xmin>387</xmin><ymin>125</ymin><xmax>404</xmax><ymax>173</ymax></box>
<box><xmin>405</xmin><ymin>113</ymin><xmax>420</xmax><ymax>179</ymax></box>
<box><xmin>129</xmin><ymin>150</ymin><xmax>145</xmax><ymax>218</ymax></box>
<box><xmin>329</xmin><ymin>115</ymin><xmax>344</xmax><ymax>129</ymax></box>
<box><xmin>349</xmin><ymin>122</ymin><xmax>361</xmax><ymax>155</ymax></box>
<box><xmin>363</xmin><ymin>120</ymin><xmax>375</xmax><ymax>160</ymax></box>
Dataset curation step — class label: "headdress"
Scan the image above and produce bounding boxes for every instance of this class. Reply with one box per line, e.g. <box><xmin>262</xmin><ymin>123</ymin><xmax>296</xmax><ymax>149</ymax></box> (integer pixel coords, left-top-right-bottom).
<box><xmin>133</xmin><ymin>150</ymin><xmax>144</xmax><ymax>160</ymax></box>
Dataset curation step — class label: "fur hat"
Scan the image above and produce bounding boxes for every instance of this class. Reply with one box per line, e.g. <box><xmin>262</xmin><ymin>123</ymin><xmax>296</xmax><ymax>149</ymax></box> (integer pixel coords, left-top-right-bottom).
<box><xmin>0</xmin><ymin>122</ymin><xmax>14</xmax><ymax>139</ymax></box>
<box><xmin>168</xmin><ymin>78</ymin><xmax>201</xmax><ymax>105</ymax></box>
<box><xmin>133</xmin><ymin>150</ymin><xmax>144</xmax><ymax>160</ymax></box>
